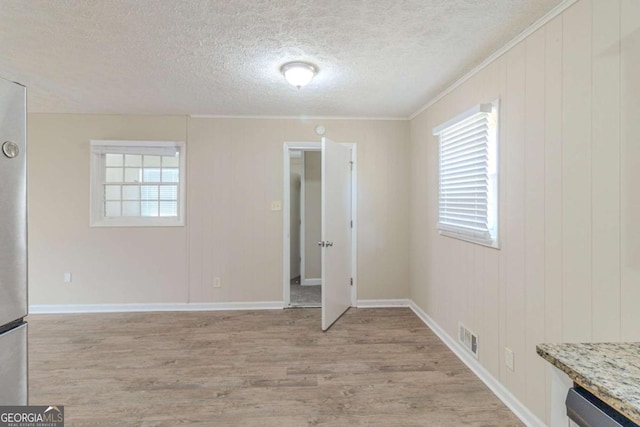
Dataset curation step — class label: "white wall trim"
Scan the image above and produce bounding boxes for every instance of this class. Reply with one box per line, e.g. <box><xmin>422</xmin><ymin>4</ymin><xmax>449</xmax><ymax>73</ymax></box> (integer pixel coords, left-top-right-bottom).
<box><xmin>283</xmin><ymin>141</ymin><xmax>322</xmax><ymax>307</ymax></box>
<box><xmin>31</xmin><ymin>300</ymin><xmax>414</xmax><ymax>313</ymax></box>
<box><xmin>189</xmin><ymin>114</ymin><xmax>407</xmax><ymax>121</ymax></box>
<box><xmin>408</xmin><ymin>300</ymin><xmax>545</xmax><ymax>427</ymax></box>
<box><xmin>283</xmin><ymin>141</ymin><xmax>358</xmax><ymax>308</ymax></box>
<box><xmin>28</xmin><ymin>300</ymin><xmax>414</xmax><ymax>314</ymax></box>
<box><xmin>356</xmin><ymin>299</ymin><xmax>410</xmax><ymax>308</ymax></box>
<box><xmin>29</xmin><ymin>301</ymin><xmax>284</xmax><ymax>314</ymax></box>
<box><xmin>408</xmin><ymin>0</ymin><xmax>579</xmax><ymax>120</ymax></box>
<box><xmin>302</xmin><ymin>278</ymin><xmax>321</xmax><ymax>286</ymax></box>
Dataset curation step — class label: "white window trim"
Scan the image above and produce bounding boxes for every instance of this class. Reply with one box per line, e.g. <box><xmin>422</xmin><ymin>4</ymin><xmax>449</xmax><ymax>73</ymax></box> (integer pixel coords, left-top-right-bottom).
<box><xmin>89</xmin><ymin>140</ymin><xmax>186</xmax><ymax>227</ymax></box>
<box><xmin>433</xmin><ymin>100</ymin><xmax>500</xmax><ymax>249</ymax></box>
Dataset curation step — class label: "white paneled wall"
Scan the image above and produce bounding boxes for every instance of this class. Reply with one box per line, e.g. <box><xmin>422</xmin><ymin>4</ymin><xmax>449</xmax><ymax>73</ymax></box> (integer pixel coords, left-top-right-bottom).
<box><xmin>562</xmin><ymin>0</ymin><xmax>592</xmax><ymax>345</ymax></box>
<box><xmin>591</xmin><ymin>0</ymin><xmax>621</xmax><ymax>343</ymax></box>
<box><xmin>523</xmin><ymin>27</ymin><xmax>546</xmax><ymax>418</ymax></box>
<box><xmin>620</xmin><ymin>0</ymin><xmax>640</xmax><ymax>342</ymax></box>
<box><xmin>409</xmin><ymin>0</ymin><xmax>640</xmax><ymax>423</ymax></box>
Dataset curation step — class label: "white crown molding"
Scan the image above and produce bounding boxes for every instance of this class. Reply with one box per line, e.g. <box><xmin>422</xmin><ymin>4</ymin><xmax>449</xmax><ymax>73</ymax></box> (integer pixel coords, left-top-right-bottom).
<box><xmin>408</xmin><ymin>300</ymin><xmax>545</xmax><ymax>427</ymax></box>
<box><xmin>409</xmin><ymin>0</ymin><xmax>579</xmax><ymax>120</ymax></box>
<box><xmin>189</xmin><ymin>114</ymin><xmax>408</xmax><ymax>121</ymax></box>
<box><xmin>356</xmin><ymin>299</ymin><xmax>410</xmax><ymax>308</ymax></box>
<box><xmin>29</xmin><ymin>301</ymin><xmax>284</xmax><ymax>314</ymax></box>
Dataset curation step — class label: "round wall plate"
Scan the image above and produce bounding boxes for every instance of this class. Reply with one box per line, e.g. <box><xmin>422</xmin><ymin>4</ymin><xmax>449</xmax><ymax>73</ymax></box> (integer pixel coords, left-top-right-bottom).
<box><xmin>2</xmin><ymin>141</ymin><xmax>19</xmax><ymax>158</ymax></box>
<box><xmin>315</xmin><ymin>125</ymin><xmax>326</xmax><ymax>136</ymax></box>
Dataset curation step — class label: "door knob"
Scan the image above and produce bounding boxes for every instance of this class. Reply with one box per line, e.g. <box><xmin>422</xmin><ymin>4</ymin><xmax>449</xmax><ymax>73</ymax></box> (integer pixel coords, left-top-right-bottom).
<box><xmin>318</xmin><ymin>241</ymin><xmax>325</xmax><ymax>247</ymax></box>
<box><xmin>326</xmin><ymin>241</ymin><xmax>334</xmax><ymax>247</ymax></box>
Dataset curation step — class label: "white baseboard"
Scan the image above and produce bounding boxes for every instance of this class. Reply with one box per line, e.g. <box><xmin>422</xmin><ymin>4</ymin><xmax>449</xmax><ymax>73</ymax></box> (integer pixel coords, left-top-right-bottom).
<box><xmin>356</xmin><ymin>299</ymin><xmax>409</xmax><ymax>308</ymax></box>
<box><xmin>30</xmin><ymin>299</ymin><xmax>412</xmax><ymax>314</ymax></box>
<box><xmin>301</xmin><ymin>278</ymin><xmax>321</xmax><ymax>286</ymax></box>
<box><xmin>408</xmin><ymin>300</ymin><xmax>545</xmax><ymax>427</ymax></box>
<box><xmin>29</xmin><ymin>301</ymin><xmax>284</xmax><ymax>314</ymax></box>
<box><xmin>28</xmin><ymin>299</ymin><xmax>410</xmax><ymax>314</ymax></box>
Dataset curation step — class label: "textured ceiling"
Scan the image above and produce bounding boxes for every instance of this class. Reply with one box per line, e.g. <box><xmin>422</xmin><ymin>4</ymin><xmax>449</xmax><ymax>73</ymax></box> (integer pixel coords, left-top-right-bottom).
<box><xmin>0</xmin><ymin>0</ymin><xmax>563</xmax><ymax>118</ymax></box>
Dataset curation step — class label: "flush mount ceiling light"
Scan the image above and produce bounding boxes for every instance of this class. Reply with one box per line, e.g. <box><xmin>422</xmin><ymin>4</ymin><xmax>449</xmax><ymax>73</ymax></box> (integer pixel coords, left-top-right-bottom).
<box><xmin>280</xmin><ymin>61</ymin><xmax>317</xmax><ymax>89</ymax></box>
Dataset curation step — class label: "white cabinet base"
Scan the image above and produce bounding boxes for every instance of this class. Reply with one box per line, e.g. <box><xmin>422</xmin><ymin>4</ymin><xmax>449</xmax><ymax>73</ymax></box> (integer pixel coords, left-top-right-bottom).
<box><xmin>548</xmin><ymin>365</ymin><xmax>573</xmax><ymax>426</ymax></box>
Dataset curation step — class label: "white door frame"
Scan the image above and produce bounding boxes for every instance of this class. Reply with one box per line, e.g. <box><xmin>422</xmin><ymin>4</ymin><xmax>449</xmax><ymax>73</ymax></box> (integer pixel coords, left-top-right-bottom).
<box><xmin>283</xmin><ymin>141</ymin><xmax>357</xmax><ymax>308</ymax></box>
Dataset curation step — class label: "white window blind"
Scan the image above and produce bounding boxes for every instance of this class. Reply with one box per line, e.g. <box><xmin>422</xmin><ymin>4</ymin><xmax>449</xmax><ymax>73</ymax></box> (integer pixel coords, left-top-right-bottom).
<box><xmin>90</xmin><ymin>140</ymin><xmax>179</xmax><ymax>156</ymax></box>
<box><xmin>433</xmin><ymin>101</ymin><xmax>499</xmax><ymax>248</ymax></box>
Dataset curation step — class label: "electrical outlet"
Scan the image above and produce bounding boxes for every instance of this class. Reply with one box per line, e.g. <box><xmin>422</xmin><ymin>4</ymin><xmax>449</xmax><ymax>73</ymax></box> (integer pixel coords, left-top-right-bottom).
<box><xmin>271</xmin><ymin>201</ymin><xmax>282</xmax><ymax>211</ymax></box>
<box><xmin>213</xmin><ymin>277</ymin><xmax>221</xmax><ymax>288</ymax></box>
<box><xmin>63</xmin><ymin>272</ymin><xmax>72</xmax><ymax>283</ymax></box>
<box><xmin>505</xmin><ymin>347</ymin><xmax>514</xmax><ymax>371</ymax></box>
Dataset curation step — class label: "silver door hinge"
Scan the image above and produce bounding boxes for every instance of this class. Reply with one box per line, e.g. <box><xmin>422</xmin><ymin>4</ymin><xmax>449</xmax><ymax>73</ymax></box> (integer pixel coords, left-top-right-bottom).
<box><xmin>350</xmin><ymin>220</ymin><xmax>353</xmax><ymax>228</ymax></box>
<box><xmin>350</xmin><ymin>278</ymin><xmax>353</xmax><ymax>286</ymax></box>
<box><xmin>349</xmin><ymin>161</ymin><xmax>354</xmax><ymax>170</ymax></box>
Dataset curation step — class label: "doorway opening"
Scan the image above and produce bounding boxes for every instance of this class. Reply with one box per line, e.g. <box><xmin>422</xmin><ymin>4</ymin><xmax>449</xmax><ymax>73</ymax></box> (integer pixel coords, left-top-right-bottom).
<box><xmin>283</xmin><ymin>140</ymin><xmax>358</xmax><ymax>322</ymax></box>
<box><xmin>289</xmin><ymin>149</ymin><xmax>322</xmax><ymax>307</ymax></box>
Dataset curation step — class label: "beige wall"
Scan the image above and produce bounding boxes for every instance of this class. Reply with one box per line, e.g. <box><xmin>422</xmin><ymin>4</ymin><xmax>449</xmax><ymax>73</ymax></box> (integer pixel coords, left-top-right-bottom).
<box><xmin>28</xmin><ymin>115</ymin><xmax>410</xmax><ymax>305</ymax></box>
<box><xmin>27</xmin><ymin>1</ymin><xmax>639</xmax><ymax>420</ymax></box>
<box><xmin>28</xmin><ymin>115</ymin><xmax>189</xmax><ymax>304</ymax></box>
<box><xmin>409</xmin><ymin>0</ymin><xmax>640</xmax><ymax>423</ymax></box>
<box><xmin>187</xmin><ymin>118</ymin><xmax>410</xmax><ymax>302</ymax></box>
<box><xmin>304</xmin><ymin>151</ymin><xmax>321</xmax><ymax>279</ymax></box>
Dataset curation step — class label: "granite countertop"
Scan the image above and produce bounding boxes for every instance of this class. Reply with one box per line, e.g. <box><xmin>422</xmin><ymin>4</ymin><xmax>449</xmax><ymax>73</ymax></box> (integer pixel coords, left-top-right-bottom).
<box><xmin>537</xmin><ymin>342</ymin><xmax>640</xmax><ymax>425</ymax></box>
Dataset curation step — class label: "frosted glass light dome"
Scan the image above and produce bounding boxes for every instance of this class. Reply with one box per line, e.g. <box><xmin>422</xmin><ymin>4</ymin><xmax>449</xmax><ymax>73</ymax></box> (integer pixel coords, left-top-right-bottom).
<box><xmin>281</xmin><ymin>62</ymin><xmax>317</xmax><ymax>89</ymax></box>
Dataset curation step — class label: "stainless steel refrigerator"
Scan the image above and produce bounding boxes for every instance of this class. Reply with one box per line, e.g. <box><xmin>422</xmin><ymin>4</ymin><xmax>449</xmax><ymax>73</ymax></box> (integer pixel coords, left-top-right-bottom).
<box><xmin>0</xmin><ymin>77</ymin><xmax>28</xmax><ymax>405</ymax></box>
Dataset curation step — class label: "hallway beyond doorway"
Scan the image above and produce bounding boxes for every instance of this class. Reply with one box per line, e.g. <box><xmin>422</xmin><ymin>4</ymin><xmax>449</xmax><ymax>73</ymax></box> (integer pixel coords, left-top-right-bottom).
<box><xmin>290</xmin><ymin>276</ymin><xmax>321</xmax><ymax>307</ymax></box>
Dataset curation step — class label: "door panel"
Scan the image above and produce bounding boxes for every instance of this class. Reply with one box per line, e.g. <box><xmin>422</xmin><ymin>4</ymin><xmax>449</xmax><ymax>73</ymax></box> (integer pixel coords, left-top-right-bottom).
<box><xmin>0</xmin><ymin>78</ymin><xmax>27</xmax><ymax>326</ymax></box>
<box><xmin>0</xmin><ymin>323</ymin><xmax>28</xmax><ymax>405</ymax></box>
<box><xmin>321</xmin><ymin>138</ymin><xmax>352</xmax><ymax>331</ymax></box>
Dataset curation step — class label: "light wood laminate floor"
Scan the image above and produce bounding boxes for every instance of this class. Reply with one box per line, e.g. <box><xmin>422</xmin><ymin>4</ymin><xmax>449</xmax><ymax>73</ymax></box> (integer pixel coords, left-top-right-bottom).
<box><xmin>28</xmin><ymin>308</ymin><xmax>523</xmax><ymax>426</ymax></box>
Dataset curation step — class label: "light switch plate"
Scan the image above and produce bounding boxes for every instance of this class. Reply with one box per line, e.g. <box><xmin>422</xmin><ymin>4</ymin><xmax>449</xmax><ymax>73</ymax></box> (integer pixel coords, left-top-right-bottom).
<box><xmin>271</xmin><ymin>201</ymin><xmax>282</xmax><ymax>211</ymax></box>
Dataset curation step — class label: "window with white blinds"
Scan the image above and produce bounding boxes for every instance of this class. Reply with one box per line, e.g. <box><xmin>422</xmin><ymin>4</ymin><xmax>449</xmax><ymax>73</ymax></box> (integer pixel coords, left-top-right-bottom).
<box><xmin>89</xmin><ymin>140</ymin><xmax>186</xmax><ymax>227</ymax></box>
<box><xmin>433</xmin><ymin>100</ymin><xmax>499</xmax><ymax>248</ymax></box>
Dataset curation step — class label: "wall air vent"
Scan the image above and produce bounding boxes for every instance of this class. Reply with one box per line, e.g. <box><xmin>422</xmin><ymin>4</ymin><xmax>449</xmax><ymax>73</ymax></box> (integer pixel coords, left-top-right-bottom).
<box><xmin>458</xmin><ymin>322</ymin><xmax>479</xmax><ymax>358</ymax></box>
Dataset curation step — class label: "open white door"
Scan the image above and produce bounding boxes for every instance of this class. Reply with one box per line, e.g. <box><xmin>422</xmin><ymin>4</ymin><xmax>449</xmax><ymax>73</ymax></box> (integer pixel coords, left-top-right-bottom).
<box><xmin>321</xmin><ymin>137</ymin><xmax>352</xmax><ymax>331</ymax></box>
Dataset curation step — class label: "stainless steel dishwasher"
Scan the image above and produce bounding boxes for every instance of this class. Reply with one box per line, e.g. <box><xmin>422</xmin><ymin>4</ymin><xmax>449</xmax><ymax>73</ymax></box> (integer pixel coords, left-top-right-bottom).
<box><xmin>566</xmin><ymin>386</ymin><xmax>639</xmax><ymax>427</ymax></box>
